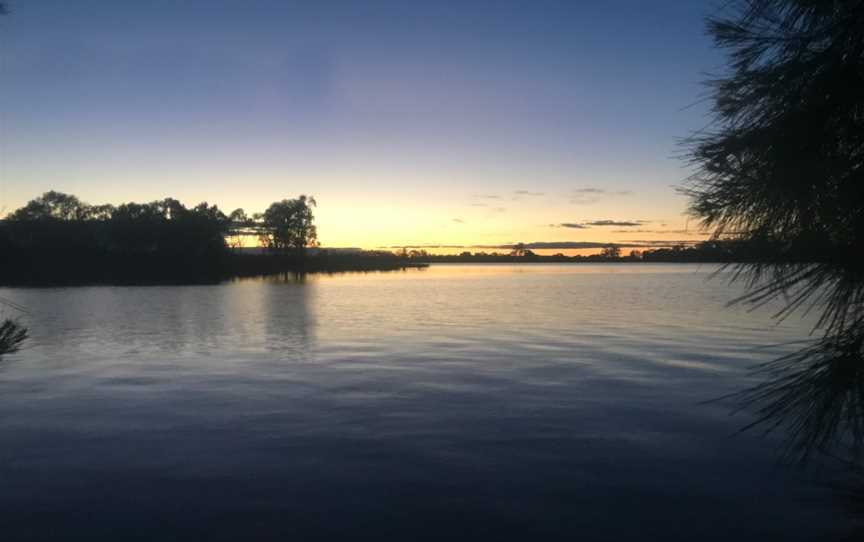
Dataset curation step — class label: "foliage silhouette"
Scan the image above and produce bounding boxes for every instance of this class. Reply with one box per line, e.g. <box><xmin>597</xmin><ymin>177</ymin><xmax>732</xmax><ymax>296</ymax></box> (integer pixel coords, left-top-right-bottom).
<box><xmin>256</xmin><ymin>195</ymin><xmax>318</xmax><ymax>255</ymax></box>
<box><xmin>400</xmin><ymin>240</ymin><xmax>759</xmax><ymax>263</ymax></box>
<box><xmin>600</xmin><ymin>245</ymin><xmax>621</xmax><ymax>259</ymax></box>
<box><xmin>9</xmin><ymin>190</ymin><xmax>95</xmax><ymax>221</ymax></box>
<box><xmin>0</xmin><ymin>319</ymin><xmax>27</xmax><ymax>359</ymax></box>
<box><xmin>0</xmin><ymin>191</ymin><xmax>419</xmax><ymax>284</ymax></box>
<box><xmin>686</xmin><ymin>0</ymin><xmax>864</xmax><ymax>462</ymax></box>
<box><xmin>509</xmin><ymin>243</ymin><xmax>536</xmax><ymax>257</ymax></box>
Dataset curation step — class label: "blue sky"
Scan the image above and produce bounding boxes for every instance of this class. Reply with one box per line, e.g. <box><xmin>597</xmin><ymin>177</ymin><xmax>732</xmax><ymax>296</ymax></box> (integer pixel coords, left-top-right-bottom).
<box><xmin>0</xmin><ymin>0</ymin><xmax>724</xmax><ymax>249</ymax></box>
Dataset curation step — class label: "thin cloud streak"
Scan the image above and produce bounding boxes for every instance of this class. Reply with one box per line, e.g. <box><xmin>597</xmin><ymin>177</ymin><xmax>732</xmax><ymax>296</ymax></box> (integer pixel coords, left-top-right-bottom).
<box><xmin>514</xmin><ymin>190</ymin><xmax>545</xmax><ymax>196</ymax></box>
<box><xmin>612</xmin><ymin>229</ymin><xmax>704</xmax><ymax>234</ymax></box>
<box><xmin>555</xmin><ymin>222</ymin><xmax>590</xmax><ymax>229</ymax></box>
<box><xmin>584</xmin><ymin>220</ymin><xmax>645</xmax><ymax>227</ymax></box>
<box><xmin>386</xmin><ymin>240</ymin><xmax>702</xmax><ymax>250</ymax></box>
<box><xmin>569</xmin><ymin>187</ymin><xmax>632</xmax><ymax>205</ymax></box>
<box><xmin>551</xmin><ymin>219</ymin><xmax>647</xmax><ymax>228</ymax></box>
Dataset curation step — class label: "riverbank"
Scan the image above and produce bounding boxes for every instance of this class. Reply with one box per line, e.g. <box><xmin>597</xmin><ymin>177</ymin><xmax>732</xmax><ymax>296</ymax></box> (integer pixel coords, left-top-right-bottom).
<box><xmin>0</xmin><ymin>252</ymin><xmax>428</xmax><ymax>286</ymax></box>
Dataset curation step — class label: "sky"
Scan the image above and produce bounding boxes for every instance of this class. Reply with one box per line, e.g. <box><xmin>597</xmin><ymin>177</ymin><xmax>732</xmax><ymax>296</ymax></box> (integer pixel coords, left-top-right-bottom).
<box><xmin>0</xmin><ymin>0</ymin><xmax>724</xmax><ymax>251</ymax></box>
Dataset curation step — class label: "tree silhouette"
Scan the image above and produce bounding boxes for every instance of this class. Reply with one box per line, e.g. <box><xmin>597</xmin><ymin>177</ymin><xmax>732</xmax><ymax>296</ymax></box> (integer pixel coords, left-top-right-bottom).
<box><xmin>226</xmin><ymin>208</ymin><xmax>252</xmax><ymax>249</ymax></box>
<box><xmin>1</xmin><ymin>191</ymin><xmax>425</xmax><ymax>282</ymax></box>
<box><xmin>256</xmin><ymin>195</ymin><xmax>318</xmax><ymax>256</ymax></box>
<box><xmin>686</xmin><ymin>0</ymin><xmax>864</xmax><ymax>461</ymax></box>
<box><xmin>9</xmin><ymin>191</ymin><xmax>94</xmax><ymax>221</ymax></box>
<box><xmin>0</xmin><ymin>319</ymin><xmax>27</xmax><ymax>359</ymax></box>
<box><xmin>510</xmin><ymin>243</ymin><xmax>528</xmax><ymax>257</ymax></box>
<box><xmin>600</xmin><ymin>245</ymin><xmax>621</xmax><ymax>259</ymax></box>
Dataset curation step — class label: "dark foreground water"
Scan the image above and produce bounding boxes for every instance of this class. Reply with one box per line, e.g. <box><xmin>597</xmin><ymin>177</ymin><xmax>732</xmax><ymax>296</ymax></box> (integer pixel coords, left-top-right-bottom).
<box><xmin>0</xmin><ymin>264</ymin><xmax>852</xmax><ymax>540</ymax></box>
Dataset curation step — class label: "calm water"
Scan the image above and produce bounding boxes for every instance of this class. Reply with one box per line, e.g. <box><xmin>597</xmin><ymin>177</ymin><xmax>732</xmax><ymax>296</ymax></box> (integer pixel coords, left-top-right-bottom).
<box><xmin>0</xmin><ymin>264</ymin><xmax>850</xmax><ymax>540</ymax></box>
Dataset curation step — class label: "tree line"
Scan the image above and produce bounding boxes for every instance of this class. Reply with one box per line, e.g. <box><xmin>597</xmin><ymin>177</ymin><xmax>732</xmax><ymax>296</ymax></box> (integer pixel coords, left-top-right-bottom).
<box><xmin>5</xmin><ymin>190</ymin><xmax>318</xmax><ymax>254</ymax></box>
<box><xmin>0</xmin><ymin>191</ymin><xmax>320</xmax><ymax>283</ymax></box>
<box><xmin>401</xmin><ymin>240</ymin><xmax>762</xmax><ymax>263</ymax></box>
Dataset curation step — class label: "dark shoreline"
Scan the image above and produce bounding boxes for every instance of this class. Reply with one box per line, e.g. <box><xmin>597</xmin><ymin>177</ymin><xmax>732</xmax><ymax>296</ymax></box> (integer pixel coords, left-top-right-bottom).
<box><xmin>0</xmin><ymin>257</ymin><xmax>742</xmax><ymax>288</ymax></box>
<box><xmin>0</xmin><ymin>254</ymin><xmax>429</xmax><ymax>287</ymax></box>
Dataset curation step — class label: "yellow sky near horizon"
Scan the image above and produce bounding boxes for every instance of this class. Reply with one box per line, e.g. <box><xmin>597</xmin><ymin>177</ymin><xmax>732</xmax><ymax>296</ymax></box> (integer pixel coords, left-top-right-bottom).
<box><xmin>0</xmin><ymin>0</ymin><xmax>721</xmax><ymax>255</ymax></box>
<box><xmin>2</xmin><ymin>176</ymin><xmax>708</xmax><ymax>252</ymax></box>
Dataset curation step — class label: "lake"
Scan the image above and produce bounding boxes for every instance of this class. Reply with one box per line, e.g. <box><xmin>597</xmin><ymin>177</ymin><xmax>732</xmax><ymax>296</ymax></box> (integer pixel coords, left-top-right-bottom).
<box><xmin>0</xmin><ymin>264</ymin><xmax>850</xmax><ymax>540</ymax></box>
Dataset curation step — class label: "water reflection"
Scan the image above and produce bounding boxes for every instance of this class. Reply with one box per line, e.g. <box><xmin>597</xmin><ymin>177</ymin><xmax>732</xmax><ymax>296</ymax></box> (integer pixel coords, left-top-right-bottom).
<box><xmin>12</xmin><ymin>282</ymin><xmax>313</xmax><ymax>360</ymax></box>
<box><xmin>0</xmin><ymin>264</ymin><xmax>852</xmax><ymax>540</ymax></box>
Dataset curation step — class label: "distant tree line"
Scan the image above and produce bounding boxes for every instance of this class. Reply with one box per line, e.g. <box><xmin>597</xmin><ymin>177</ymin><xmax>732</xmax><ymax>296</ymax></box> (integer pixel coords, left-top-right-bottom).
<box><xmin>0</xmin><ymin>191</ymin><xmax>322</xmax><ymax>283</ymax></box>
<box><xmin>0</xmin><ymin>191</ymin><xmax>773</xmax><ymax>285</ymax></box>
<box><xmin>401</xmin><ymin>240</ymin><xmax>761</xmax><ymax>263</ymax></box>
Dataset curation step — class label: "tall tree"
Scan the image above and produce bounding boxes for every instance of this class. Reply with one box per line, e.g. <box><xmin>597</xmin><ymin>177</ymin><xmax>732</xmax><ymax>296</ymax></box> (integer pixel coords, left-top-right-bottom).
<box><xmin>686</xmin><ymin>0</ymin><xmax>864</xmax><ymax>460</ymax></box>
<box><xmin>257</xmin><ymin>196</ymin><xmax>318</xmax><ymax>255</ymax></box>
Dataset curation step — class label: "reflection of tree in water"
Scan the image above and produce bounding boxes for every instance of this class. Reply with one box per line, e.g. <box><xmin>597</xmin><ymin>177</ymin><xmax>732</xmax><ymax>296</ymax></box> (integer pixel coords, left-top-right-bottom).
<box><xmin>151</xmin><ymin>278</ymin><xmax>314</xmax><ymax>359</ymax></box>
<box><xmin>686</xmin><ymin>0</ymin><xmax>864</xmax><ymax>467</ymax></box>
<box><xmin>260</xmin><ymin>275</ymin><xmax>314</xmax><ymax>359</ymax></box>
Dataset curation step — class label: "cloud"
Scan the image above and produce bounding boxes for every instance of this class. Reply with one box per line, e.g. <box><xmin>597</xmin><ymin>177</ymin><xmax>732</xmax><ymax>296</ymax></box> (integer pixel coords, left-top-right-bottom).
<box><xmin>469</xmin><ymin>242</ymin><xmax>616</xmax><ymax>249</ymax></box>
<box><xmin>505</xmin><ymin>242</ymin><xmax>615</xmax><ymax>249</ymax></box>
<box><xmin>619</xmin><ymin>240</ymin><xmax>702</xmax><ymax>247</ymax></box>
<box><xmin>387</xmin><ymin>242</ymin><xmax>615</xmax><ymax>250</ymax></box>
<box><xmin>583</xmin><ymin>220</ymin><xmax>645</xmax><ymax>227</ymax></box>
<box><xmin>492</xmin><ymin>207</ymin><xmax>507</xmax><ymax>213</ymax></box>
<box><xmin>514</xmin><ymin>190</ymin><xmax>545</xmax><ymax>196</ymax></box>
<box><xmin>610</xmin><ymin>229</ymin><xmax>703</xmax><ymax>235</ymax></box>
<box><xmin>469</xmin><ymin>203</ymin><xmax>488</xmax><ymax>207</ymax></box>
<box><xmin>386</xmin><ymin>245</ymin><xmax>467</xmax><ymax>249</ymax></box>
<box><xmin>471</xmin><ymin>193</ymin><xmax>501</xmax><ymax>200</ymax></box>
<box><xmin>573</xmin><ymin>188</ymin><xmax>606</xmax><ymax>194</ymax></box>
<box><xmin>385</xmin><ymin>240</ymin><xmax>703</xmax><ymax>250</ymax></box>
<box><xmin>452</xmin><ymin>218</ymin><xmax>465</xmax><ymax>224</ymax></box>
<box><xmin>569</xmin><ymin>187</ymin><xmax>632</xmax><ymax>205</ymax></box>
<box><xmin>551</xmin><ymin>219</ymin><xmax>646</xmax><ymax>229</ymax></box>
<box><xmin>472</xmin><ymin>242</ymin><xmax>622</xmax><ymax>249</ymax></box>
<box><xmin>491</xmin><ymin>240</ymin><xmax>700</xmax><ymax>249</ymax></box>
